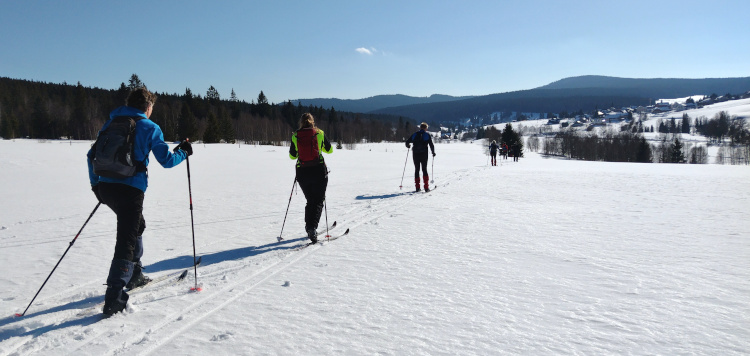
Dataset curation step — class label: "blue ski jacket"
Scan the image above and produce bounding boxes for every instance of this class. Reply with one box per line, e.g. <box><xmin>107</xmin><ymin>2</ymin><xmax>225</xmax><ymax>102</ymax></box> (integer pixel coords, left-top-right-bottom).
<box><xmin>87</xmin><ymin>106</ymin><xmax>187</xmax><ymax>192</ymax></box>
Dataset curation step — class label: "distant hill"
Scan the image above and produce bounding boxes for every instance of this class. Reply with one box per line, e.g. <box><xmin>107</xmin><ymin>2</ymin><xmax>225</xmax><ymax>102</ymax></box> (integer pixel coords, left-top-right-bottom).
<box><xmin>290</xmin><ymin>94</ymin><xmax>474</xmax><ymax>113</ymax></box>
<box><xmin>536</xmin><ymin>75</ymin><xmax>750</xmax><ymax>98</ymax></box>
<box><xmin>370</xmin><ymin>88</ymin><xmax>650</xmax><ymax>123</ymax></box>
<box><xmin>370</xmin><ymin>76</ymin><xmax>750</xmax><ymax>123</ymax></box>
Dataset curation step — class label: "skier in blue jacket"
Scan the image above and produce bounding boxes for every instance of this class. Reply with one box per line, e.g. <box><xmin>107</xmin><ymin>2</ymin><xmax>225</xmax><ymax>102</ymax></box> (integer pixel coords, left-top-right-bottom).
<box><xmin>87</xmin><ymin>87</ymin><xmax>192</xmax><ymax>316</ymax></box>
<box><xmin>405</xmin><ymin>122</ymin><xmax>436</xmax><ymax>192</ymax></box>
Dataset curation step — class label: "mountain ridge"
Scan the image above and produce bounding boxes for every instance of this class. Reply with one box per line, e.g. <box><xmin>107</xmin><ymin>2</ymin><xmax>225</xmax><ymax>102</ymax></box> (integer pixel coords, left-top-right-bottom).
<box><xmin>291</xmin><ymin>75</ymin><xmax>750</xmax><ymax>123</ymax></box>
<box><xmin>290</xmin><ymin>93</ymin><xmax>475</xmax><ymax>113</ymax></box>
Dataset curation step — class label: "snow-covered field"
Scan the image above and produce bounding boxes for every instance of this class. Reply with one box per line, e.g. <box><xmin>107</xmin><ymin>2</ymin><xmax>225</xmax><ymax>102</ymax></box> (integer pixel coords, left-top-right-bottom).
<box><xmin>1</xmin><ymin>138</ymin><xmax>748</xmax><ymax>355</ymax></box>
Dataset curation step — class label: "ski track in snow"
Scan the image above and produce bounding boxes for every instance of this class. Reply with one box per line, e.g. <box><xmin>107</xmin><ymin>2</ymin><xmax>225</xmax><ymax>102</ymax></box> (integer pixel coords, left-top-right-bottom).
<box><xmin>1</xmin><ymin>161</ymin><xmax>459</xmax><ymax>355</ymax></box>
<box><xmin>1</xmin><ymin>139</ymin><xmax>749</xmax><ymax>355</ymax></box>
<box><xmin>100</xmin><ymin>176</ymin><xmax>456</xmax><ymax>355</ymax></box>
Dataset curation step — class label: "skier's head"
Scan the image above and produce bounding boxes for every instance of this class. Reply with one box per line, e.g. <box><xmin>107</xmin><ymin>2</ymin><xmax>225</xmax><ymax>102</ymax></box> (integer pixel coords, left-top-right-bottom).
<box><xmin>299</xmin><ymin>113</ymin><xmax>317</xmax><ymax>130</ymax></box>
<box><xmin>492</xmin><ymin>140</ymin><xmax>496</xmax><ymax>144</ymax></box>
<box><xmin>420</xmin><ymin>122</ymin><xmax>428</xmax><ymax>130</ymax></box>
<box><xmin>126</xmin><ymin>87</ymin><xmax>157</xmax><ymax>114</ymax></box>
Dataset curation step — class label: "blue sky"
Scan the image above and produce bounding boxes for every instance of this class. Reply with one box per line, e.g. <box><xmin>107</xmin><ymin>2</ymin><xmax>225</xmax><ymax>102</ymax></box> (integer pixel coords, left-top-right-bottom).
<box><xmin>1</xmin><ymin>0</ymin><xmax>748</xmax><ymax>103</ymax></box>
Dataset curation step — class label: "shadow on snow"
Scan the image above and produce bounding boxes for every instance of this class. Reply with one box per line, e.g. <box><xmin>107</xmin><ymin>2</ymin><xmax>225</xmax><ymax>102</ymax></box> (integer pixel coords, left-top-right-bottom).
<box><xmin>355</xmin><ymin>192</ymin><xmax>413</xmax><ymax>200</ymax></box>
<box><xmin>0</xmin><ymin>236</ymin><xmax>310</xmax><ymax>335</ymax></box>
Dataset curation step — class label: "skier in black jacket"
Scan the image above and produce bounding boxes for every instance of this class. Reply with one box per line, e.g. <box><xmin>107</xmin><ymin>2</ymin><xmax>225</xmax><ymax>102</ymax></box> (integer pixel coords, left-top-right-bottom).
<box><xmin>405</xmin><ymin>122</ymin><xmax>436</xmax><ymax>192</ymax></box>
<box><xmin>489</xmin><ymin>140</ymin><xmax>499</xmax><ymax>166</ymax></box>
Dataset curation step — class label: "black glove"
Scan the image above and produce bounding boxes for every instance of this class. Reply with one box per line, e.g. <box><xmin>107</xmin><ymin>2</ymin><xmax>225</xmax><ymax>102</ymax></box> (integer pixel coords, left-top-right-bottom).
<box><xmin>92</xmin><ymin>185</ymin><xmax>104</xmax><ymax>204</ymax></box>
<box><xmin>174</xmin><ymin>140</ymin><xmax>193</xmax><ymax>156</ymax></box>
<box><xmin>406</xmin><ymin>143</ymin><xmax>411</xmax><ymax>148</ymax></box>
<box><xmin>432</xmin><ymin>152</ymin><xmax>436</xmax><ymax>157</ymax></box>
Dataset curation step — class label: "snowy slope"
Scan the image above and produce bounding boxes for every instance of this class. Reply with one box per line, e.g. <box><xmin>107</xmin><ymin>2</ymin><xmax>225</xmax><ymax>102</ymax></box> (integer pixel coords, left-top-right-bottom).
<box><xmin>486</xmin><ymin>97</ymin><xmax>750</xmax><ymax>137</ymax></box>
<box><xmin>1</xmin><ymin>139</ymin><xmax>748</xmax><ymax>355</ymax></box>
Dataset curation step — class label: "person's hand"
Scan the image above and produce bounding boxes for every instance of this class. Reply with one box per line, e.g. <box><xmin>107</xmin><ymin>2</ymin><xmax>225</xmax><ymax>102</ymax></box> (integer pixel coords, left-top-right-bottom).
<box><xmin>174</xmin><ymin>140</ymin><xmax>193</xmax><ymax>156</ymax></box>
<box><xmin>92</xmin><ymin>185</ymin><xmax>104</xmax><ymax>204</ymax></box>
<box><xmin>406</xmin><ymin>144</ymin><xmax>411</xmax><ymax>148</ymax></box>
<box><xmin>432</xmin><ymin>152</ymin><xmax>436</xmax><ymax>157</ymax></box>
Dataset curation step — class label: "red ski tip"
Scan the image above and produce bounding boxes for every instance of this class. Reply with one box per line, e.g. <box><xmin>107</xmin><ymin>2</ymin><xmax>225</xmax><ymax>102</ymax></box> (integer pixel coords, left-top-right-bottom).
<box><xmin>14</xmin><ymin>313</ymin><xmax>23</xmax><ymax>317</ymax></box>
<box><xmin>190</xmin><ymin>287</ymin><xmax>203</xmax><ymax>292</ymax></box>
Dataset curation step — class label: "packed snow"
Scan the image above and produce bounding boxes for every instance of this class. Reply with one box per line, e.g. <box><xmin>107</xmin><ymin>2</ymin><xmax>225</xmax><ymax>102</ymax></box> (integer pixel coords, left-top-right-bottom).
<box><xmin>0</xmin><ymin>138</ymin><xmax>748</xmax><ymax>355</ymax></box>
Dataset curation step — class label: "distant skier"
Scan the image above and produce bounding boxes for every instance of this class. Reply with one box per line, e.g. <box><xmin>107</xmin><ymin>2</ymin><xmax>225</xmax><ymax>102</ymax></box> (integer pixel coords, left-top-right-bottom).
<box><xmin>405</xmin><ymin>122</ymin><xmax>436</xmax><ymax>192</ymax></box>
<box><xmin>87</xmin><ymin>87</ymin><xmax>192</xmax><ymax>316</ymax></box>
<box><xmin>501</xmin><ymin>142</ymin><xmax>509</xmax><ymax>160</ymax></box>
<box><xmin>289</xmin><ymin>113</ymin><xmax>333</xmax><ymax>243</ymax></box>
<box><xmin>511</xmin><ymin>142</ymin><xmax>521</xmax><ymax>162</ymax></box>
<box><xmin>489</xmin><ymin>140</ymin><xmax>499</xmax><ymax>166</ymax></box>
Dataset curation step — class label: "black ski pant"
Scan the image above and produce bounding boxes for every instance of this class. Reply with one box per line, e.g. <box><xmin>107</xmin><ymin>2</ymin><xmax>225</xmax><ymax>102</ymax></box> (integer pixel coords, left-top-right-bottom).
<box><xmin>490</xmin><ymin>152</ymin><xmax>497</xmax><ymax>166</ymax></box>
<box><xmin>98</xmin><ymin>182</ymin><xmax>146</xmax><ymax>305</ymax></box>
<box><xmin>98</xmin><ymin>182</ymin><xmax>146</xmax><ymax>262</ymax></box>
<box><xmin>297</xmin><ymin>165</ymin><xmax>328</xmax><ymax>231</ymax></box>
<box><xmin>412</xmin><ymin>151</ymin><xmax>429</xmax><ymax>179</ymax></box>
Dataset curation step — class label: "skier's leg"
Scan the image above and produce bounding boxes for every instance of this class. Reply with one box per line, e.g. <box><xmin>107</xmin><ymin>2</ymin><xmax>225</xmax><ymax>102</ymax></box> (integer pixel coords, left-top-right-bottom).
<box><xmin>422</xmin><ymin>155</ymin><xmax>430</xmax><ymax>191</ymax></box>
<box><xmin>413</xmin><ymin>156</ymin><xmax>421</xmax><ymax>191</ymax></box>
<box><xmin>99</xmin><ymin>183</ymin><xmax>143</xmax><ymax>314</ymax></box>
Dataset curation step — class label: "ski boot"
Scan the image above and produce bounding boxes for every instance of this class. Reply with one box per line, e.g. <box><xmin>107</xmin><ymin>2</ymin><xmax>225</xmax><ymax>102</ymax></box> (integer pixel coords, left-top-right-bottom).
<box><xmin>103</xmin><ymin>259</ymin><xmax>132</xmax><ymax>316</ymax></box>
<box><xmin>126</xmin><ymin>261</ymin><xmax>152</xmax><ymax>289</ymax></box>
<box><xmin>306</xmin><ymin>227</ymin><xmax>318</xmax><ymax>244</ymax></box>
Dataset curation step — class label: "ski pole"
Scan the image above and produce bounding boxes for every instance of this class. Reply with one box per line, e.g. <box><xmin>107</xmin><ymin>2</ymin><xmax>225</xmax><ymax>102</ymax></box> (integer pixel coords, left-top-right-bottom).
<box><xmin>184</xmin><ymin>143</ymin><xmax>201</xmax><ymax>292</ymax></box>
<box><xmin>277</xmin><ymin>177</ymin><xmax>297</xmax><ymax>241</ymax></box>
<box><xmin>16</xmin><ymin>202</ymin><xmax>101</xmax><ymax>317</ymax></box>
<box><xmin>399</xmin><ymin>147</ymin><xmax>410</xmax><ymax>189</ymax></box>
<box><xmin>323</xmin><ymin>199</ymin><xmax>330</xmax><ymax>241</ymax></box>
<box><xmin>431</xmin><ymin>155</ymin><xmax>435</xmax><ymax>183</ymax></box>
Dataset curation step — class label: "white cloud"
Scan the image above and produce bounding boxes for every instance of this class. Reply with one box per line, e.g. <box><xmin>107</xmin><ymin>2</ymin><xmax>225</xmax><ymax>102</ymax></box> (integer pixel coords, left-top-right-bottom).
<box><xmin>355</xmin><ymin>47</ymin><xmax>377</xmax><ymax>55</ymax></box>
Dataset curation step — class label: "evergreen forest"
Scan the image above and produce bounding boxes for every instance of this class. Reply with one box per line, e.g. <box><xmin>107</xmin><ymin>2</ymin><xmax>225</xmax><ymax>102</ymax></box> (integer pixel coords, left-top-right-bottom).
<box><xmin>0</xmin><ymin>75</ymin><xmax>415</xmax><ymax>145</ymax></box>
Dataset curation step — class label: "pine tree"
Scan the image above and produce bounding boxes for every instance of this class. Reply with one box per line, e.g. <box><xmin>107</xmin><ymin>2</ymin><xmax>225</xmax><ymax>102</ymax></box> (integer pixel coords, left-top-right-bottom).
<box><xmin>681</xmin><ymin>113</ymin><xmax>691</xmax><ymax>134</ymax></box>
<box><xmin>257</xmin><ymin>91</ymin><xmax>272</xmax><ymax>118</ymax></box>
<box><xmin>669</xmin><ymin>138</ymin><xmax>685</xmax><ymax>163</ymax></box>
<box><xmin>501</xmin><ymin>123</ymin><xmax>523</xmax><ymax>157</ymax></box>
<box><xmin>206</xmin><ymin>86</ymin><xmax>220</xmax><ymax>102</ymax></box>
<box><xmin>0</xmin><ymin>107</ymin><xmax>19</xmax><ymax>139</ymax></box>
<box><xmin>219</xmin><ymin>107</ymin><xmax>235</xmax><ymax>143</ymax></box>
<box><xmin>669</xmin><ymin>118</ymin><xmax>677</xmax><ymax>133</ymax></box>
<box><xmin>70</xmin><ymin>82</ymin><xmax>88</xmax><ymax>140</ymax></box>
<box><xmin>203</xmin><ymin>112</ymin><xmax>220</xmax><ymax>143</ymax></box>
<box><xmin>177</xmin><ymin>104</ymin><xmax>198</xmax><ymax>141</ymax></box>
<box><xmin>635</xmin><ymin>137</ymin><xmax>652</xmax><ymax>163</ymax></box>
<box><xmin>501</xmin><ymin>123</ymin><xmax>520</xmax><ymax>146</ymax></box>
<box><xmin>475</xmin><ymin>127</ymin><xmax>485</xmax><ymax>139</ymax></box>
<box><xmin>152</xmin><ymin>110</ymin><xmax>176</xmax><ymax>142</ymax></box>
<box><xmin>128</xmin><ymin>74</ymin><xmax>144</xmax><ymax>90</ymax></box>
<box><xmin>257</xmin><ymin>91</ymin><xmax>268</xmax><ymax>105</ymax></box>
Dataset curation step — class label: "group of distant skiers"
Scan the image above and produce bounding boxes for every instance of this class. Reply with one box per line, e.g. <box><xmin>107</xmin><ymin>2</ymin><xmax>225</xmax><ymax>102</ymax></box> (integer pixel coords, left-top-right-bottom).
<box><xmin>488</xmin><ymin>140</ymin><xmax>521</xmax><ymax>165</ymax></box>
<box><xmin>85</xmin><ymin>87</ymin><xmax>443</xmax><ymax>316</ymax></box>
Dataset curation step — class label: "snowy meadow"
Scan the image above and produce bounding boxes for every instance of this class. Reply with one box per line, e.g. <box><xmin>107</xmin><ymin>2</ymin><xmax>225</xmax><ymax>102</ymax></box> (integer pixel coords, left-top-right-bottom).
<box><xmin>0</xmin><ymin>138</ymin><xmax>748</xmax><ymax>355</ymax></box>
